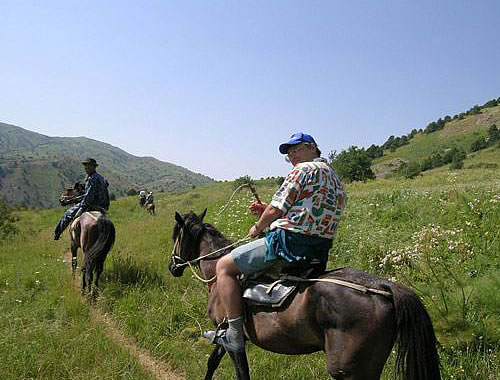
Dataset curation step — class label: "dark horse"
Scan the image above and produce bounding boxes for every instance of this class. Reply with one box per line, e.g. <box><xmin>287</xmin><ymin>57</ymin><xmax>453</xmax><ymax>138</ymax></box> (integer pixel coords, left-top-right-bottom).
<box><xmin>168</xmin><ymin>210</ymin><xmax>441</xmax><ymax>380</ymax></box>
<box><xmin>70</xmin><ymin>211</ymin><xmax>115</xmax><ymax>293</ymax></box>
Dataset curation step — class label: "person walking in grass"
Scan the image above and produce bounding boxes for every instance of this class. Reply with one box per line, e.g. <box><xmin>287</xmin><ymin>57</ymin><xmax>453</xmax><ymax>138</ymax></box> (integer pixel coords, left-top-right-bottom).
<box><xmin>204</xmin><ymin>133</ymin><xmax>347</xmax><ymax>352</ymax></box>
<box><xmin>53</xmin><ymin>158</ymin><xmax>110</xmax><ymax>240</ymax></box>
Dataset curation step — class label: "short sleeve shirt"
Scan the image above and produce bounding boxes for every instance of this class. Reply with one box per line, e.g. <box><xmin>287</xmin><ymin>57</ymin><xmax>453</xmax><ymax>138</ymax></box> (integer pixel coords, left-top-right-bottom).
<box><xmin>270</xmin><ymin>158</ymin><xmax>347</xmax><ymax>240</ymax></box>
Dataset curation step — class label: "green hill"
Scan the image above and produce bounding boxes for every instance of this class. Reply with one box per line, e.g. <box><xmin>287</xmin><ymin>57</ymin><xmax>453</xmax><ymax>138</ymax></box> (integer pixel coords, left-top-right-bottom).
<box><xmin>0</xmin><ymin>123</ymin><xmax>215</xmax><ymax>208</ymax></box>
<box><xmin>372</xmin><ymin>103</ymin><xmax>500</xmax><ymax>178</ymax></box>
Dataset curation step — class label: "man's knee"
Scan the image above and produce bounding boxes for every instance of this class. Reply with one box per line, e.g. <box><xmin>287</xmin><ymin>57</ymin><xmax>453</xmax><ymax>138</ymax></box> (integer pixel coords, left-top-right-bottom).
<box><xmin>216</xmin><ymin>255</ymin><xmax>240</xmax><ymax>276</ymax></box>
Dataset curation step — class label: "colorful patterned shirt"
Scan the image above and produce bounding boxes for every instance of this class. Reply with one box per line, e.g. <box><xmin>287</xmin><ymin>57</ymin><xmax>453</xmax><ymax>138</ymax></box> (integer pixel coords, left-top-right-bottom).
<box><xmin>270</xmin><ymin>157</ymin><xmax>347</xmax><ymax>240</ymax></box>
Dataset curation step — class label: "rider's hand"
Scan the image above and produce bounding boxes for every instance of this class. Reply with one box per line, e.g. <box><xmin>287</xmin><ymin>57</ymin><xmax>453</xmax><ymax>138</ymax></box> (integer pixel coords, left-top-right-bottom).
<box><xmin>249</xmin><ymin>201</ymin><xmax>267</xmax><ymax>216</ymax></box>
<box><xmin>249</xmin><ymin>224</ymin><xmax>261</xmax><ymax>239</ymax></box>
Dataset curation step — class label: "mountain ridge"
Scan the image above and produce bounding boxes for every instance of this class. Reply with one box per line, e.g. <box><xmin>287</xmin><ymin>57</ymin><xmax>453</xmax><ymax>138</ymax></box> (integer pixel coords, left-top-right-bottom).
<box><xmin>0</xmin><ymin>123</ymin><xmax>214</xmax><ymax>208</ymax></box>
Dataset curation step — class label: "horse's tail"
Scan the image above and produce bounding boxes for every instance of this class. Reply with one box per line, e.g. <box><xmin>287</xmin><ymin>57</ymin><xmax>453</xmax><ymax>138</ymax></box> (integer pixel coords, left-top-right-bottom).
<box><xmin>389</xmin><ymin>283</ymin><xmax>441</xmax><ymax>380</ymax></box>
<box><xmin>84</xmin><ymin>216</ymin><xmax>116</xmax><ymax>276</ymax></box>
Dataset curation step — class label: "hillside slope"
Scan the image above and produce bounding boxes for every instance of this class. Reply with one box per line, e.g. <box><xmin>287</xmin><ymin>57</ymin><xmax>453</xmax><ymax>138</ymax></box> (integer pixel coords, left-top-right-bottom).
<box><xmin>372</xmin><ymin>104</ymin><xmax>500</xmax><ymax>177</ymax></box>
<box><xmin>0</xmin><ymin>123</ymin><xmax>214</xmax><ymax>208</ymax></box>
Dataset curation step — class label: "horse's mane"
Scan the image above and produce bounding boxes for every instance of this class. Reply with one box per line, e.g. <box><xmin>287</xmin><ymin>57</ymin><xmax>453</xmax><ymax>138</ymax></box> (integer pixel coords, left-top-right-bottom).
<box><xmin>172</xmin><ymin>211</ymin><xmax>232</xmax><ymax>259</ymax></box>
<box><xmin>201</xmin><ymin>223</ymin><xmax>232</xmax><ymax>248</ymax></box>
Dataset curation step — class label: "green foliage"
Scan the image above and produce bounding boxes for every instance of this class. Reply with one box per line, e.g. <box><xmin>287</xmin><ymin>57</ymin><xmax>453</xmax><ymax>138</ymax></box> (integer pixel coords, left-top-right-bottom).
<box><xmin>399</xmin><ymin>161</ymin><xmax>422</xmax><ymax>179</ymax></box>
<box><xmin>466</xmin><ymin>162</ymin><xmax>498</xmax><ymax>169</ymax></box>
<box><xmin>126</xmin><ymin>188</ymin><xmax>138</xmax><ymax>196</ymax></box>
<box><xmin>470</xmin><ymin>136</ymin><xmax>488</xmax><ymax>152</ymax></box>
<box><xmin>450</xmin><ymin>155</ymin><xmax>465</xmax><ymax>170</ymax></box>
<box><xmin>366</xmin><ymin>144</ymin><xmax>384</xmax><ymax>159</ymax></box>
<box><xmin>487</xmin><ymin>124</ymin><xmax>499</xmax><ymax>144</ymax></box>
<box><xmin>233</xmin><ymin>175</ymin><xmax>255</xmax><ymax>190</ymax></box>
<box><xmin>0</xmin><ymin>198</ymin><xmax>17</xmax><ymax>240</ymax></box>
<box><xmin>424</xmin><ymin>117</ymin><xmax>447</xmax><ymax>134</ymax></box>
<box><xmin>275</xmin><ymin>176</ymin><xmax>285</xmax><ymax>186</ymax></box>
<box><xmin>329</xmin><ymin>146</ymin><xmax>375</xmax><ymax>182</ymax></box>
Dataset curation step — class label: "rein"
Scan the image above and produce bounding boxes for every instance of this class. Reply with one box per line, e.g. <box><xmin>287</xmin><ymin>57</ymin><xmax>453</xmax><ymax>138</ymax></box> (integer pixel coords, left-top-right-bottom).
<box><xmin>172</xmin><ymin>229</ymin><xmax>392</xmax><ymax>296</ymax></box>
<box><xmin>171</xmin><ymin>229</ymin><xmax>252</xmax><ymax>283</ymax></box>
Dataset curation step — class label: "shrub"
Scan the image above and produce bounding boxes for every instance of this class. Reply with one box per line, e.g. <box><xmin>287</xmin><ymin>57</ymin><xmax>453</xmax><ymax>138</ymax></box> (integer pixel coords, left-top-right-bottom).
<box><xmin>233</xmin><ymin>175</ymin><xmax>255</xmax><ymax>190</ymax></box>
<box><xmin>0</xmin><ymin>198</ymin><xmax>18</xmax><ymax>240</ymax></box>
<box><xmin>126</xmin><ymin>188</ymin><xmax>138</xmax><ymax>196</ymax></box>
<box><xmin>328</xmin><ymin>146</ymin><xmax>375</xmax><ymax>183</ymax></box>
<box><xmin>449</xmin><ymin>156</ymin><xmax>464</xmax><ymax>170</ymax></box>
<box><xmin>470</xmin><ymin>137</ymin><xmax>487</xmax><ymax>152</ymax></box>
<box><xmin>399</xmin><ymin>161</ymin><xmax>422</xmax><ymax>179</ymax></box>
<box><xmin>487</xmin><ymin>124</ymin><xmax>499</xmax><ymax>144</ymax></box>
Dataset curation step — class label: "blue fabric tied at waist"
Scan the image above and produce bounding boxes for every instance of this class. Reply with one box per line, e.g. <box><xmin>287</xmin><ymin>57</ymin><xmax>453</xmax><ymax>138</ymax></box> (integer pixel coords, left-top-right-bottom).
<box><xmin>265</xmin><ymin>228</ymin><xmax>332</xmax><ymax>264</ymax></box>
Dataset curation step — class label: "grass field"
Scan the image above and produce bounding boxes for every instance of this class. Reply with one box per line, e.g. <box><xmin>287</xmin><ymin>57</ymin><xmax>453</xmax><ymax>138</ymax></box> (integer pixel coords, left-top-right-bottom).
<box><xmin>1</xmin><ymin>147</ymin><xmax>499</xmax><ymax>379</ymax></box>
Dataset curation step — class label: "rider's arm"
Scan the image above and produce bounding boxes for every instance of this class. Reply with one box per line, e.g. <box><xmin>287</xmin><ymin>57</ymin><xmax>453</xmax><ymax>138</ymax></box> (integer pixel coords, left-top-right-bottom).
<box><xmin>80</xmin><ymin>177</ymin><xmax>96</xmax><ymax>209</ymax></box>
<box><xmin>249</xmin><ymin>205</ymin><xmax>283</xmax><ymax>238</ymax></box>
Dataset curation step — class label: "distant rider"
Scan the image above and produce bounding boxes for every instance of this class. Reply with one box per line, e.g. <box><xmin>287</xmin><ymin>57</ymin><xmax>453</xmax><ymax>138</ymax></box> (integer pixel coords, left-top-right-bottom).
<box><xmin>145</xmin><ymin>191</ymin><xmax>154</xmax><ymax>205</ymax></box>
<box><xmin>139</xmin><ymin>190</ymin><xmax>146</xmax><ymax>206</ymax></box>
<box><xmin>204</xmin><ymin>133</ymin><xmax>347</xmax><ymax>353</ymax></box>
<box><xmin>53</xmin><ymin>158</ymin><xmax>110</xmax><ymax>240</ymax></box>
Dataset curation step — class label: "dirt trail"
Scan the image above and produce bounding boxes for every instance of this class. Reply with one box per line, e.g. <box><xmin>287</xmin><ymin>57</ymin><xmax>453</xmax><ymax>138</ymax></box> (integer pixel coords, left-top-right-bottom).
<box><xmin>64</xmin><ymin>251</ymin><xmax>184</xmax><ymax>380</ymax></box>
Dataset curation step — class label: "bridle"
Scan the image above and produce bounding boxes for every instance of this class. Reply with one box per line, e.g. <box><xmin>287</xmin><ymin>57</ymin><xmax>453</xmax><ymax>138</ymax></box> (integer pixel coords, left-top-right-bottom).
<box><xmin>170</xmin><ymin>221</ymin><xmax>251</xmax><ymax>283</ymax></box>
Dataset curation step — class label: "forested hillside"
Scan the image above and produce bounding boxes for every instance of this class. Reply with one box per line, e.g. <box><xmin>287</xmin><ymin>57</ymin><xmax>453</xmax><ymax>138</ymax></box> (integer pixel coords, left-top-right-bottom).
<box><xmin>328</xmin><ymin>97</ymin><xmax>500</xmax><ymax>182</ymax></box>
<box><xmin>0</xmin><ymin>123</ymin><xmax>214</xmax><ymax>208</ymax></box>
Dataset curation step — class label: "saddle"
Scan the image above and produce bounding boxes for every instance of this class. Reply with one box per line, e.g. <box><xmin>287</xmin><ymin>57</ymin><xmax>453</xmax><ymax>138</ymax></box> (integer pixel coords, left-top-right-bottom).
<box><xmin>69</xmin><ymin>211</ymin><xmax>105</xmax><ymax>241</ymax></box>
<box><xmin>242</xmin><ymin>260</ymin><xmax>326</xmax><ymax>308</ymax></box>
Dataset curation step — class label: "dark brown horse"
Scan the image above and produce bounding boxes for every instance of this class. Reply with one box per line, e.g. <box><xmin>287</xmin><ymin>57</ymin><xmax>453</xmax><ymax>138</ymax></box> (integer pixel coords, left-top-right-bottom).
<box><xmin>168</xmin><ymin>210</ymin><xmax>441</xmax><ymax>380</ymax></box>
<box><xmin>70</xmin><ymin>211</ymin><xmax>115</xmax><ymax>293</ymax></box>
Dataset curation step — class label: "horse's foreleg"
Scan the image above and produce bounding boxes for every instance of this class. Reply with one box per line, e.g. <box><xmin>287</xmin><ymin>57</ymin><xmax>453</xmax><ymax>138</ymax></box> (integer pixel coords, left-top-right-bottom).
<box><xmin>204</xmin><ymin>345</ymin><xmax>226</xmax><ymax>380</ymax></box>
<box><xmin>81</xmin><ymin>266</ymin><xmax>87</xmax><ymax>294</ymax></box>
<box><xmin>227</xmin><ymin>350</ymin><xmax>250</xmax><ymax>380</ymax></box>
<box><xmin>71</xmin><ymin>243</ymin><xmax>78</xmax><ymax>276</ymax></box>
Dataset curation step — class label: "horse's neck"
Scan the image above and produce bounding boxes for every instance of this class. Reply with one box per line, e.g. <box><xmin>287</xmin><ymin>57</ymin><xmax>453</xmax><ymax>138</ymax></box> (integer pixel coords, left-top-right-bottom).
<box><xmin>198</xmin><ymin>233</ymin><xmax>228</xmax><ymax>283</ymax></box>
<box><xmin>199</xmin><ymin>233</ymin><xmax>231</xmax><ymax>279</ymax></box>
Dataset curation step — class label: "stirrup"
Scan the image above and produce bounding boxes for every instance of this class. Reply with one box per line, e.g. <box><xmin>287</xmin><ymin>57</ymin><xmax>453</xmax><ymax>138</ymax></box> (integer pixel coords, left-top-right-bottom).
<box><xmin>203</xmin><ymin>318</ymin><xmax>245</xmax><ymax>353</ymax></box>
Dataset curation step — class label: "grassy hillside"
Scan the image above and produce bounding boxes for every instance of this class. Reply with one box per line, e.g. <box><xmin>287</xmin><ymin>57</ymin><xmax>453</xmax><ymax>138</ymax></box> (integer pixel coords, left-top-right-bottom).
<box><xmin>0</xmin><ymin>123</ymin><xmax>214</xmax><ymax>208</ymax></box>
<box><xmin>372</xmin><ymin>104</ymin><xmax>500</xmax><ymax>177</ymax></box>
<box><xmin>1</xmin><ymin>152</ymin><xmax>498</xmax><ymax>379</ymax></box>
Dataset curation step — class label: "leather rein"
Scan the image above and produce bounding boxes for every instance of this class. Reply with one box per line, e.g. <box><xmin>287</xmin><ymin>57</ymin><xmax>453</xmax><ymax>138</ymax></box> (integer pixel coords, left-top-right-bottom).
<box><xmin>170</xmin><ymin>223</ymin><xmax>251</xmax><ymax>283</ymax></box>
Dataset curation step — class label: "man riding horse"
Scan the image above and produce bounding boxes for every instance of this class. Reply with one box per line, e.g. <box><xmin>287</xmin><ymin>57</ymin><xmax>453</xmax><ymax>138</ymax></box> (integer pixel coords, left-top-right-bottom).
<box><xmin>205</xmin><ymin>132</ymin><xmax>347</xmax><ymax>353</ymax></box>
<box><xmin>145</xmin><ymin>191</ymin><xmax>154</xmax><ymax>206</ymax></box>
<box><xmin>139</xmin><ymin>190</ymin><xmax>146</xmax><ymax>207</ymax></box>
<box><xmin>54</xmin><ymin>158</ymin><xmax>110</xmax><ymax>240</ymax></box>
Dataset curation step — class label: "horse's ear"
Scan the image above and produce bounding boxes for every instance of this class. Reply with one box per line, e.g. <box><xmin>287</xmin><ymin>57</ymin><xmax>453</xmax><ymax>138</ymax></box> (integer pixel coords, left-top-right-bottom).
<box><xmin>175</xmin><ymin>212</ymin><xmax>185</xmax><ymax>227</ymax></box>
<box><xmin>199</xmin><ymin>208</ymin><xmax>207</xmax><ymax>222</ymax></box>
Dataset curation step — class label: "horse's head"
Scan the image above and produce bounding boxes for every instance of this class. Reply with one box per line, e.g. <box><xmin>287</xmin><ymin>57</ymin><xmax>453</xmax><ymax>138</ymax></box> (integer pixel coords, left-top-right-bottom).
<box><xmin>168</xmin><ymin>208</ymin><xmax>207</xmax><ymax>277</ymax></box>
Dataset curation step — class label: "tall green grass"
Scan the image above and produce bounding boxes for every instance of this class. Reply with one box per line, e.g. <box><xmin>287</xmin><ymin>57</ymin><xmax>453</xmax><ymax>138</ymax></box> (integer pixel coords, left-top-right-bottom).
<box><xmin>0</xmin><ymin>209</ymin><xmax>156</xmax><ymax>380</ymax></box>
<box><xmin>1</xmin><ymin>155</ymin><xmax>499</xmax><ymax>379</ymax></box>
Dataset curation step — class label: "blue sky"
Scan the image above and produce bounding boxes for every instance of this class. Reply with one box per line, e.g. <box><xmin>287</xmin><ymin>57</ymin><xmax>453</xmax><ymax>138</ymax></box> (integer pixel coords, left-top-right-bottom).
<box><xmin>2</xmin><ymin>1</ymin><xmax>499</xmax><ymax>180</ymax></box>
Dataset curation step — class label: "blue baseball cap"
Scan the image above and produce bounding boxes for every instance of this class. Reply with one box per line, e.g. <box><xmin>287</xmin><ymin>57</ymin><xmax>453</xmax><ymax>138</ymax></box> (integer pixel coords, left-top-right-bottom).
<box><xmin>279</xmin><ymin>133</ymin><xmax>317</xmax><ymax>154</ymax></box>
